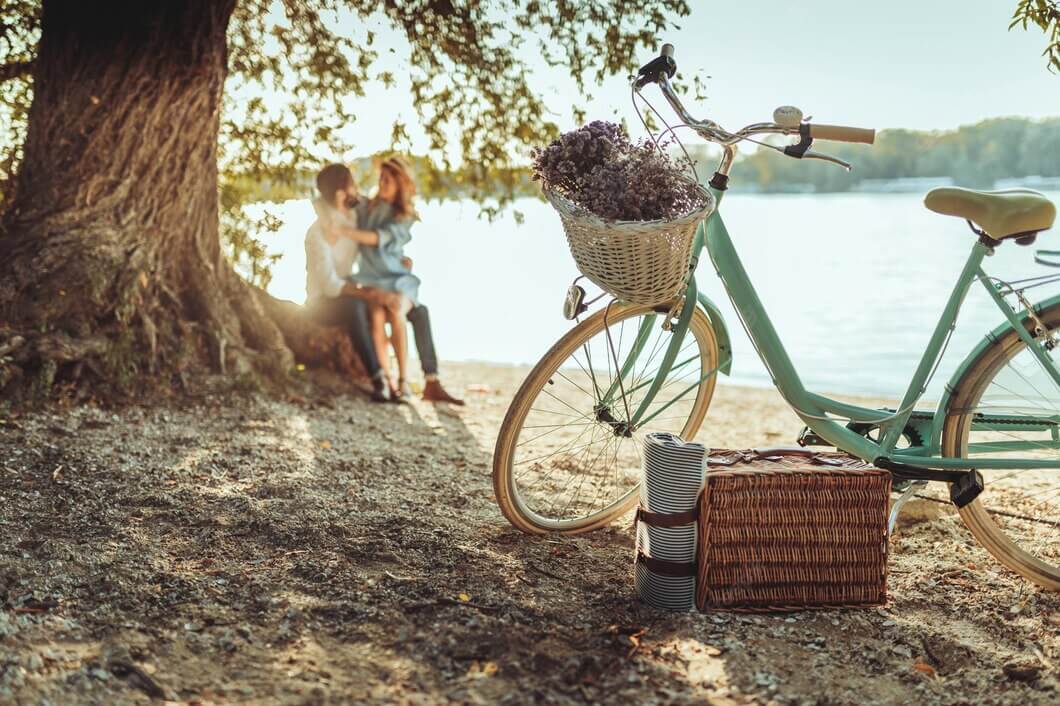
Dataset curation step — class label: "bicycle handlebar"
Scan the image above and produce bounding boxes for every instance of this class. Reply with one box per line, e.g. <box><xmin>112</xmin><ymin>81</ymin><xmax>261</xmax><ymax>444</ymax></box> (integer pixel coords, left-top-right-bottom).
<box><xmin>809</xmin><ymin>123</ymin><xmax>876</xmax><ymax>145</ymax></box>
<box><xmin>633</xmin><ymin>43</ymin><xmax>876</xmax><ymax>168</ymax></box>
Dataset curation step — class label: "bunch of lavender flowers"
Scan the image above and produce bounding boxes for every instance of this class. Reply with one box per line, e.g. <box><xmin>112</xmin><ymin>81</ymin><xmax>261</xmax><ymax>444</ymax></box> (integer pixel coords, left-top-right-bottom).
<box><xmin>532</xmin><ymin>121</ymin><xmax>705</xmax><ymax>222</ymax></box>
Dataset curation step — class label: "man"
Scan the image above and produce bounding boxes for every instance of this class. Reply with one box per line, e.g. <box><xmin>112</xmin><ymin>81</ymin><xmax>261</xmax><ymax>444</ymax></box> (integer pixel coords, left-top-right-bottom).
<box><xmin>304</xmin><ymin>163</ymin><xmax>463</xmax><ymax>405</ymax></box>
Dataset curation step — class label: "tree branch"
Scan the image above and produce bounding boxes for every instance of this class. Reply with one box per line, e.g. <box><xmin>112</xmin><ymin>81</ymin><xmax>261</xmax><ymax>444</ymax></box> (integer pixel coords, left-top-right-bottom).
<box><xmin>0</xmin><ymin>60</ymin><xmax>34</xmax><ymax>83</ymax></box>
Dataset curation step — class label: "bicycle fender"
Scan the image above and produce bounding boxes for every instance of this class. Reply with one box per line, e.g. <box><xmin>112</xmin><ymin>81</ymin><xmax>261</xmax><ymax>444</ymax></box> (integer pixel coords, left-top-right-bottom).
<box><xmin>696</xmin><ymin>290</ymin><xmax>733</xmax><ymax>375</ymax></box>
<box><xmin>929</xmin><ymin>290</ymin><xmax>1060</xmax><ymax>450</ymax></box>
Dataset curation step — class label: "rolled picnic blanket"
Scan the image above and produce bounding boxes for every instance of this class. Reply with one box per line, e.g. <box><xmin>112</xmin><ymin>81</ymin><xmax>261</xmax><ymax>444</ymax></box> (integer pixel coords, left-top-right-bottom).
<box><xmin>634</xmin><ymin>432</ymin><xmax>706</xmax><ymax>611</ymax></box>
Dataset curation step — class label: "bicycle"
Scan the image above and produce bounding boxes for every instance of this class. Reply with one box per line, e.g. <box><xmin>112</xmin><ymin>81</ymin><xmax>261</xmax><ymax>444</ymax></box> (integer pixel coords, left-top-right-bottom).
<box><xmin>492</xmin><ymin>44</ymin><xmax>1059</xmax><ymax>590</ymax></box>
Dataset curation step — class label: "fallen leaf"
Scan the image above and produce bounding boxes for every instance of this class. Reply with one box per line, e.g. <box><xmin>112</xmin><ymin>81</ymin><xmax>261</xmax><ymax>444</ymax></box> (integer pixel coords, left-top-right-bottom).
<box><xmin>318</xmin><ymin>440</ymin><xmax>332</xmax><ymax>449</ymax></box>
<box><xmin>466</xmin><ymin>659</ymin><xmax>499</xmax><ymax>678</ymax></box>
<box><xmin>458</xmin><ymin>593</ymin><xmax>471</xmax><ymax>602</ymax></box>
<box><xmin>912</xmin><ymin>659</ymin><xmax>936</xmax><ymax>678</ymax></box>
<box><xmin>624</xmin><ymin>627</ymin><xmax>648</xmax><ymax>659</ymax></box>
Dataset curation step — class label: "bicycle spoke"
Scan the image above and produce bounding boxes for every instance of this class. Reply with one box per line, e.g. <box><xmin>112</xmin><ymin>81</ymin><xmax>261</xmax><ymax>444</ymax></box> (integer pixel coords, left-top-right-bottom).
<box><xmin>518</xmin><ymin>421</ymin><xmax>600</xmax><ymax>487</ymax></box>
<box><xmin>558</xmin><ymin>430</ymin><xmax>619</xmax><ymax>516</ymax></box>
<box><xmin>522</xmin><ymin>421</ymin><xmax>597</xmax><ymax>430</ymax></box>
<box><xmin>982</xmin><ymin>375</ymin><xmax>1056</xmax><ymax>417</ymax></box>
<box><xmin>554</xmin><ymin>369</ymin><xmax>597</xmax><ymax>403</ymax></box>
<box><xmin>952</xmin><ymin>334</ymin><xmax>1060</xmax><ymax>573</ymax></box>
<box><xmin>546</xmin><ymin>422</ymin><xmax>604</xmax><ymax>515</ymax></box>
<box><xmin>576</xmin><ymin>345</ymin><xmax>604</xmax><ymax>402</ymax></box>
<box><xmin>551</xmin><ymin>420</ymin><xmax>614</xmax><ymax>515</ymax></box>
<box><xmin>1002</xmin><ymin>357</ymin><xmax>1059</xmax><ymax>409</ymax></box>
<box><xmin>529</xmin><ymin>406</ymin><xmax>591</xmax><ymax>419</ymax></box>
<box><xmin>540</xmin><ymin>386</ymin><xmax>593</xmax><ymax>420</ymax></box>
<box><xmin>631</xmin><ymin>326</ymin><xmax>668</xmax><ymax>396</ymax></box>
<box><xmin>504</xmin><ymin>306</ymin><xmax>710</xmax><ymax>528</ymax></box>
<box><xmin>516</xmin><ymin>420</ymin><xmax>597</xmax><ymax>448</ymax></box>
<box><xmin>514</xmin><ymin>435</ymin><xmax>598</xmax><ymax>469</ymax></box>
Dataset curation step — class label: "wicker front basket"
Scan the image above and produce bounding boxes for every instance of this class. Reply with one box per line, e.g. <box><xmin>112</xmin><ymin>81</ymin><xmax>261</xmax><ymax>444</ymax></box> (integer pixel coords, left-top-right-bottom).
<box><xmin>696</xmin><ymin>449</ymin><xmax>891</xmax><ymax>612</ymax></box>
<box><xmin>545</xmin><ymin>183</ymin><xmax>715</xmax><ymax>306</ymax></box>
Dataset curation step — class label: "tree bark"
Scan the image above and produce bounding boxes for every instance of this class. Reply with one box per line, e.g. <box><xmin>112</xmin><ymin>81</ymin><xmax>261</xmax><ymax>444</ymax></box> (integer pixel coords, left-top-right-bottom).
<box><xmin>0</xmin><ymin>60</ymin><xmax>34</xmax><ymax>83</ymax></box>
<box><xmin>0</xmin><ymin>0</ymin><xmax>303</xmax><ymax>399</ymax></box>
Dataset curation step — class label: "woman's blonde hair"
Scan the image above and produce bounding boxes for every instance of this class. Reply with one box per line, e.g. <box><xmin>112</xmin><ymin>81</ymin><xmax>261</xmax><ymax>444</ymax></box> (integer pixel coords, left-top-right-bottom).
<box><xmin>376</xmin><ymin>157</ymin><xmax>418</xmax><ymax>221</ymax></box>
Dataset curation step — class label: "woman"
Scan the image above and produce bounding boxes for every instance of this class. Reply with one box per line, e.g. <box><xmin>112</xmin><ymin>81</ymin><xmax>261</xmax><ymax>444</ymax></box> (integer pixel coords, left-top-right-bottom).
<box><xmin>353</xmin><ymin>158</ymin><xmax>463</xmax><ymax>405</ymax></box>
<box><xmin>350</xmin><ymin>158</ymin><xmax>419</xmax><ymax>399</ymax></box>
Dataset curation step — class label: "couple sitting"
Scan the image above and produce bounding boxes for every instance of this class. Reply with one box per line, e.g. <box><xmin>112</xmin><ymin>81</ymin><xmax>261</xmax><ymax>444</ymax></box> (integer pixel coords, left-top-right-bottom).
<box><xmin>305</xmin><ymin>158</ymin><xmax>462</xmax><ymax>405</ymax></box>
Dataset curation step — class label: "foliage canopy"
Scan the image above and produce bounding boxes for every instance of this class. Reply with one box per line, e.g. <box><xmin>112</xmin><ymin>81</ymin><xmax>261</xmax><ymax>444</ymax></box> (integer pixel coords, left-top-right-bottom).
<box><xmin>2</xmin><ymin>2</ymin><xmax>1058</xmax><ymax>284</ymax></box>
<box><xmin>1012</xmin><ymin>0</ymin><xmax>1060</xmax><ymax>72</ymax></box>
<box><xmin>1</xmin><ymin>0</ymin><xmax>688</xmax><ymax>285</ymax></box>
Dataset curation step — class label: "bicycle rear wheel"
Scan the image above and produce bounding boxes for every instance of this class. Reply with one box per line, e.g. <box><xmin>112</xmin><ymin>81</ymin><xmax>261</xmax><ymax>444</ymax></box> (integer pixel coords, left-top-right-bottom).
<box><xmin>493</xmin><ymin>302</ymin><xmax>718</xmax><ymax>534</ymax></box>
<box><xmin>941</xmin><ymin>301</ymin><xmax>1060</xmax><ymax>590</ymax></box>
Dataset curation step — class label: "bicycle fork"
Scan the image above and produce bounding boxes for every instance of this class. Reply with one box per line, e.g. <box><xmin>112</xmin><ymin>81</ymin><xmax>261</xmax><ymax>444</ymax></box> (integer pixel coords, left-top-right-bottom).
<box><xmin>593</xmin><ymin>276</ymin><xmax>725</xmax><ymax>436</ymax></box>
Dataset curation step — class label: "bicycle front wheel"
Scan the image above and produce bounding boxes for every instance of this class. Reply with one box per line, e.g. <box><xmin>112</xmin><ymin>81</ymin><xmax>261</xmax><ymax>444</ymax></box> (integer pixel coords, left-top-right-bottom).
<box><xmin>493</xmin><ymin>302</ymin><xmax>719</xmax><ymax>534</ymax></box>
<box><xmin>941</xmin><ymin>301</ymin><xmax>1060</xmax><ymax>590</ymax></box>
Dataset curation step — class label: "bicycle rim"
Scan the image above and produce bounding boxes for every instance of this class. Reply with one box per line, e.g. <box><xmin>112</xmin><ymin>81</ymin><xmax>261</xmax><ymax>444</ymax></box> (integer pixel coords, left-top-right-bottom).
<box><xmin>942</xmin><ymin>302</ymin><xmax>1060</xmax><ymax>590</ymax></box>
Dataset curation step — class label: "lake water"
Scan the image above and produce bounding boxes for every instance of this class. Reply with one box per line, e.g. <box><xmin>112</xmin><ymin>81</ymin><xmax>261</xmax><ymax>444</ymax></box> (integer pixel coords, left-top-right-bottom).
<box><xmin>260</xmin><ymin>191</ymin><xmax>1060</xmax><ymax>399</ymax></box>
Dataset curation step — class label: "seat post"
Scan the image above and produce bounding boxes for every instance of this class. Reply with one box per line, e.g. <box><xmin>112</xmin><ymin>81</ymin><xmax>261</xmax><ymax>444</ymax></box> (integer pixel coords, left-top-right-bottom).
<box><xmin>966</xmin><ymin>219</ymin><xmax>1000</xmax><ymax>248</ymax></box>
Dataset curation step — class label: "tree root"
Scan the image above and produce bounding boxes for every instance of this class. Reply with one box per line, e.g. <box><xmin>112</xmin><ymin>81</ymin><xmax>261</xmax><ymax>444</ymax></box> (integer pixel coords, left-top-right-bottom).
<box><xmin>0</xmin><ymin>284</ymin><xmax>368</xmax><ymax>404</ymax></box>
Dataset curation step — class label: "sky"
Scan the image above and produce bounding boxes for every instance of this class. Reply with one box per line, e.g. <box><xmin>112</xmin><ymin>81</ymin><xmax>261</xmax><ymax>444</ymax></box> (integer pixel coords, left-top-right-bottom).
<box><xmin>333</xmin><ymin>0</ymin><xmax>1060</xmax><ymax>159</ymax></box>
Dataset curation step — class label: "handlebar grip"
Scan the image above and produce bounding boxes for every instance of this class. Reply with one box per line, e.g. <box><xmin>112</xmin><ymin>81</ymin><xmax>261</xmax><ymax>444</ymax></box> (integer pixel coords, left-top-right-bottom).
<box><xmin>808</xmin><ymin>124</ymin><xmax>876</xmax><ymax>144</ymax></box>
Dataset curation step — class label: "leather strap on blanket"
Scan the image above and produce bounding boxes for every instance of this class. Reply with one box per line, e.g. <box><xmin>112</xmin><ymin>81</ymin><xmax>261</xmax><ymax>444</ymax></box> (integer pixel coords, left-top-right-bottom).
<box><xmin>634</xmin><ymin>506</ymin><xmax>698</xmax><ymax>528</ymax></box>
<box><xmin>636</xmin><ymin>551</ymin><xmax>696</xmax><ymax>577</ymax></box>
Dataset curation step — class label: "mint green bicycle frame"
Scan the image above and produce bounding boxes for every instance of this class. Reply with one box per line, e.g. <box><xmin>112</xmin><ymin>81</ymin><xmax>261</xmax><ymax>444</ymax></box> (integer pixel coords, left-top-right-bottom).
<box><xmin>608</xmin><ymin>185</ymin><xmax>1060</xmax><ymax>473</ymax></box>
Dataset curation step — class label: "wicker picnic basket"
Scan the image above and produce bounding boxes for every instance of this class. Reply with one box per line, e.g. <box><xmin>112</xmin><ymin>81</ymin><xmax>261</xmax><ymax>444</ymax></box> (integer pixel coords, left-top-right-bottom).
<box><xmin>544</xmin><ymin>181</ymin><xmax>715</xmax><ymax>306</ymax></box>
<box><xmin>695</xmin><ymin>448</ymin><xmax>891</xmax><ymax>612</ymax></box>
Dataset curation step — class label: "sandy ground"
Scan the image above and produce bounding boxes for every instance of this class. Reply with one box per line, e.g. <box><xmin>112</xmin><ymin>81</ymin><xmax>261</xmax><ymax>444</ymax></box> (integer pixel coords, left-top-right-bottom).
<box><xmin>1</xmin><ymin>362</ymin><xmax>1058</xmax><ymax>705</ymax></box>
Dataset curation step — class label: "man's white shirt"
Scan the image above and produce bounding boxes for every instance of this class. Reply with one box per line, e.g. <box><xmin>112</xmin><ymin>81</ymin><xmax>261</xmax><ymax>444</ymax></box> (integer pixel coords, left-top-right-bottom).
<box><xmin>305</xmin><ymin>199</ymin><xmax>359</xmax><ymax>300</ymax></box>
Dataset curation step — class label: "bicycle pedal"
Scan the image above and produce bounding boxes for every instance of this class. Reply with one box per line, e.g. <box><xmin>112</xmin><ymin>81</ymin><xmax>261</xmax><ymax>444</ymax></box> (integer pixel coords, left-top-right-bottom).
<box><xmin>949</xmin><ymin>470</ymin><xmax>984</xmax><ymax>509</ymax></box>
<box><xmin>796</xmin><ymin>426</ymin><xmax>830</xmax><ymax>447</ymax></box>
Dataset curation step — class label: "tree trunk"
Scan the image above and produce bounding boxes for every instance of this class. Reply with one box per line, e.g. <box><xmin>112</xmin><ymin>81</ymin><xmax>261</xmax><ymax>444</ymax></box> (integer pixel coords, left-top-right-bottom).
<box><xmin>0</xmin><ymin>0</ymin><xmax>303</xmax><ymax>400</ymax></box>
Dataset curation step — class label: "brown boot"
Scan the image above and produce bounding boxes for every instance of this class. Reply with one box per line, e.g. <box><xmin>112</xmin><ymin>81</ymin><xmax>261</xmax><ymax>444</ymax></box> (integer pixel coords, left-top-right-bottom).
<box><xmin>422</xmin><ymin>379</ymin><xmax>465</xmax><ymax>405</ymax></box>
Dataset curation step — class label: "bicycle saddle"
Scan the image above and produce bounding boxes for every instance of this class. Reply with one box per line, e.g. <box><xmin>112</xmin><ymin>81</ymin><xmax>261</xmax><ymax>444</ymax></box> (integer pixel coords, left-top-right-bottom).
<box><xmin>924</xmin><ymin>187</ymin><xmax>1056</xmax><ymax>243</ymax></box>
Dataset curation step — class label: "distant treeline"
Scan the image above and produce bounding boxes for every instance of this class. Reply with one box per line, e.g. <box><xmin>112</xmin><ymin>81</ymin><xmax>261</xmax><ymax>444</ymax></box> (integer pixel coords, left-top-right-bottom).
<box><xmin>688</xmin><ymin>117</ymin><xmax>1060</xmax><ymax>193</ymax></box>
<box><xmin>239</xmin><ymin>154</ymin><xmax>538</xmax><ymax>205</ymax></box>
<box><xmin>239</xmin><ymin>117</ymin><xmax>1060</xmax><ymax>203</ymax></box>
